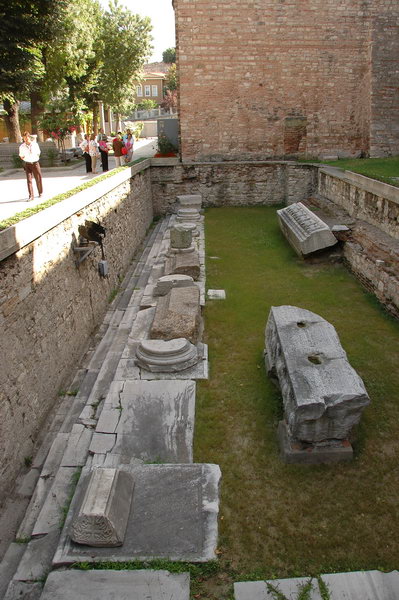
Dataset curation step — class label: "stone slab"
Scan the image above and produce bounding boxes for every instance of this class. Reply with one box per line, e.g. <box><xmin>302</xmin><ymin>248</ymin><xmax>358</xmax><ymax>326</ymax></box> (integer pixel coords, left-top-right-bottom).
<box><xmin>95</xmin><ymin>379</ymin><xmax>196</xmax><ymax>463</ymax></box>
<box><xmin>4</xmin><ymin>581</ymin><xmax>43</xmax><ymax>600</ymax></box>
<box><xmin>71</xmin><ymin>468</ymin><xmax>134</xmax><ymax>547</ymax></box>
<box><xmin>54</xmin><ymin>463</ymin><xmax>221</xmax><ymax>565</ymax></box>
<box><xmin>207</xmin><ymin>289</ymin><xmax>226</xmax><ymax>300</ymax></box>
<box><xmin>0</xmin><ymin>543</ymin><xmax>27</xmax><ymax>599</ymax></box>
<box><xmin>60</xmin><ymin>424</ymin><xmax>93</xmax><ymax>467</ymax></box>
<box><xmin>40</xmin><ymin>433</ymin><xmax>69</xmax><ymax>477</ymax></box>
<box><xmin>32</xmin><ymin>467</ymin><xmax>78</xmax><ymax>536</ymax></box>
<box><xmin>13</xmin><ymin>529</ymin><xmax>60</xmax><ymax>582</ymax></box>
<box><xmin>41</xmin><ymin>569</ymin><xmax>190</xmax><ymax>600</ymax></box>
<box><xmin>265</xmin><ymin>306</ymin><xmax>370</xmax><ymax>443</ymax></box>
<box><xmin>16</xmin><ymin>476</ymin><xmax>54</xmax><ymax>540</ymax></box>
<box><xmin>234</xmin><ymin>571</ymin><xmax>399</xmax><ymax>600</ymax></box>
<box><xmin>277</xmin><ymin>202</ymin><xmax>337</xmax><ymax>256</ymax></box>
<box><xmin>150</xmin><ymin>286</ymin><xmax>201</xmax><ymax>344</ymax></box>
<box><xmin>88</xmin><ymin>433</ymin><xmax>116</xmax><ymax>455</ymax></box>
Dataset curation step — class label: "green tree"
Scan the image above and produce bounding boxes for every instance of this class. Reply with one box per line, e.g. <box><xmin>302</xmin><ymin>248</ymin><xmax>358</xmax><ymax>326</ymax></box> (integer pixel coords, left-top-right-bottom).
<box><xmin>165</xmin><ymin>63</ymin><xmax>178</xmax><ymax>92</ymax></box>
<box><xmin>0</xmin><ymin>0</ymin><xmax>68</xmax><ymax>141</ymax></box>
<box><xmin>162</xmin><ymin>47</ymin><xmax>176</xmax><ymax>64</ymax></box>
<box><xmin>96</xmin><ymin>0</ymin><xmax>153</xmax><ymax>128</ymax></box>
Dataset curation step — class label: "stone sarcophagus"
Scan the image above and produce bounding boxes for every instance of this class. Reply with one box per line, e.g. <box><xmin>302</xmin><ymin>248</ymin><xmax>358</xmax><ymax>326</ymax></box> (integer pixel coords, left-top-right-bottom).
<box><xmin>277</xmin><ymin>202</ymin><xmax>337</xmax><ymax>256</ymax></box>
<box><xmin>265</xmin><ymin>306</ymin><xmax>370</xmax><ymax>462</ymax></box>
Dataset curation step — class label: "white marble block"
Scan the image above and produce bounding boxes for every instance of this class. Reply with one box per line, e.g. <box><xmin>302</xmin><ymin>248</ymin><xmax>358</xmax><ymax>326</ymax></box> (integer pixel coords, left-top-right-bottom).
<box><xmin>277</xmin><ymin>202</ymin><xmax>337</xmax><ymax>256</ymax></box>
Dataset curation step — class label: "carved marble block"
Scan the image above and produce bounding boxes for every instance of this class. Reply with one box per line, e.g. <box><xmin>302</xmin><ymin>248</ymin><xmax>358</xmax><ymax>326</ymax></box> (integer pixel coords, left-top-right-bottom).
<box><xmin>165</xmin><ymin>250</ymin><xmax>201</xmax><ymax>280</ymax></box>
<box><xmin>177</xmin><ymin>194</ymin><xmax>202</xmax><ymax>211</ymax></box>
<box><xmin>176</xmin><ymin>207</ymin><xmax>202</xmax><ymax>222</ymax></box>
<box><xmin>150</xmin><ymin>286</ymin><xmax>201</xmax><ymax>344</ymax></box>
<box><xmin>265</xmin><ymin>306</ymin><xmax>370</xmax><ymax>443</ymax></box>
<box><xmin>170</xmin><ymin>225</ymin><xmax>193</xmax><ymax>249</ymax></box>
<box><xmin>277</xmin><ymin>202</ymin><xmax>337</xmax><ymax>256</ymax></box>
<box><xmin>71</xmin><ymin>468</ymin><xmax>134</xmax><ymax>547</ymax></box>
<box><xmin>136</xmin><ymin>338</ymin><xmax>200</xmax><ymax>372</ymax></box>
<box><xmin>154</xmin><ymin>274</ymin><xmax>195</xmax><ymax>297</ymax></box>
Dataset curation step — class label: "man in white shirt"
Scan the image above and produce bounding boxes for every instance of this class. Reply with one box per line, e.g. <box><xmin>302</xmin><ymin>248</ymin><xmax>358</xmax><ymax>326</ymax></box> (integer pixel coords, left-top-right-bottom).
<box><xmin>19</xmin><ymin>131</ymin><xmax>43</xmax><ymax>201</ymax></box>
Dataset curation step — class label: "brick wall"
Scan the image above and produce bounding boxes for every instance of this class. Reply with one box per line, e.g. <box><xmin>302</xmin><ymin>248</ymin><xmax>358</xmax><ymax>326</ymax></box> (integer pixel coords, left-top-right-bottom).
<box><xmin>174</xmin><ymin>0</ymin><xmax>399</xmax><ymax>161</ymax></box>
<box><xmin>0</xmin><ymin>169</ymin><xmax>153</xmax><ymax>500</ymax></box>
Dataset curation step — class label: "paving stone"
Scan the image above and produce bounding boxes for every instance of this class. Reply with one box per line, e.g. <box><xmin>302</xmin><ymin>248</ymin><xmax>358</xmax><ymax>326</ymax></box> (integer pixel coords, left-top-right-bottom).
<box><xmin>234</xmin><ymin>571</ymin><xmax>399</xmax><ymax>600</ymax></box>
<box><xmin>41</xmin><ymin>569</ymin><xmax>190</xmax><ymax>600</ymax></box>
<box><xmin>13</xmin><ymin>529</ymin><xmax>60</xmax><ymax>582</ymax></box>
<box><xmin>16</xmin><ymin>476</ymin><xmax>54</xmax><ymax>540</ymax></box>
<box><xmin>96</xmin><ymin>379</ymin><xmax>196</xmax><ymax>463</ymax></box>
<box><xmin>60</xmin><ymin>424</ymin><xmax>93</xmax><ymax>467</ymax></box>
<box><xmin>30</xmin><ymin>432</ymin><xmax>57</xmax><ymax>470</ymax></box>
<box><xmin>71</xmin><ymin>468</ymin><xmax>134</xmax><ymax>547</ymax></box>
<box><xmin>277</xmin><ymin>202</ymin><xmax>337</xmax><ymax>256</ymax></box>
<box><xmin>59</xmin><ymin>395</ymin><xmax>92</xmax><ymax>433</ymax></box>
<box><xmin>4</xmin><ymin>580</ymin><xmax>43</xmax><ymax>600</ymax></box>
<box><xmin>114</xmin><ymin>357</ymin><xmax>141</xmax><ymax>380</ymax></box>
<box><xmin>124</xmin><ymin>307</ymin><xmax>156</xmax><ymax>344</ymax></box>
<box><xmin>39</xmin><ymin>434</ymin><xmax>69</xmax><ymax>477</ymax></box>
<box><xmin>15</xmin><ymin>469</ymin><xmax>41</xmax><ymax>498</ymax></box>
<box><xmin>0</xmin><ymin>543</ymin><xmax>27</xmax><ymax>599</ymax></box>
<box><xmin>54</xmin><ymin>463</ymin><xmax>221</xmax><ymax>565</ymax></box>
<box><xmin>32</xmin><ymin>467</ymin><xmax>78</xmax><ymax>536</ymax></box>
<box><xmin>89</xmin><ymin>433</ymin><xmax>117</xmax><ymax>455</ymax></box>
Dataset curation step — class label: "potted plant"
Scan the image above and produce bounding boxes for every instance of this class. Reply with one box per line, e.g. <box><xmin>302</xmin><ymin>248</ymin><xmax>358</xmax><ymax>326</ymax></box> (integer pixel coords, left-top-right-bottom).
<box><xmin>154</xmin><ymin>134</ymin><xmax>178</xmax><ymax>157</ymax></box>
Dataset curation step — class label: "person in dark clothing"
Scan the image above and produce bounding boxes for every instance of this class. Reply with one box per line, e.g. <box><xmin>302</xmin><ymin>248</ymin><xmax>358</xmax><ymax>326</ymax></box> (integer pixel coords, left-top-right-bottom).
<box><xmin>79</xmin><ymin>134</ymin><xmax>92</xmax><ymax>173</ymax></box>
<box><xmin>98</xmin><ymin>135</ymin><xmax>109</xmax><ymax>172</ymax></box>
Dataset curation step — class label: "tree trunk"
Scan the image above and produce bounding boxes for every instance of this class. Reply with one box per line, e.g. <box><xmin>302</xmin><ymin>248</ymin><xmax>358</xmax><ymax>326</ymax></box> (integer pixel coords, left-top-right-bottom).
<box><xmin>92</xmin><ymin>102</ymin><xmax>99</xmax><ymax>135</ymax></box>
<box><xmin>116</xmin><ymin>112</ymin><xmax>122</xmax><ymax>132</ymax></box>
<box><xmin>3</xmin><ymin>98</ymin><xmax>21</xmax><ymax>143</ymax></box>
<box><xmin>30</xmin><ymin>91</ymin><xmax>45</xmax><ymax>142</ymax></box>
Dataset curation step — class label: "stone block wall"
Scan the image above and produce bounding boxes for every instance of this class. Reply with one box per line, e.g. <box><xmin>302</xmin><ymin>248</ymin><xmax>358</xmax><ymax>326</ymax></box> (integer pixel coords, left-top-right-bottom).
<box><xmin>0</xmin><ymin>168</ymin><xmax>153</xmax><ymax>500</ymax></box>
<box><xmin>318</xmin><ymin>169</ymin><xmax>399</xmax><ymax>239</ymax></box>
<box><xmin>150</xmin><ymin>160</ymin><xmax>318</xmax><ymax>214</ymax></box>
<box><xmin>174</xmin><ymin>0</ymin><xmax>399</xmax><ymax>161</ymax></box>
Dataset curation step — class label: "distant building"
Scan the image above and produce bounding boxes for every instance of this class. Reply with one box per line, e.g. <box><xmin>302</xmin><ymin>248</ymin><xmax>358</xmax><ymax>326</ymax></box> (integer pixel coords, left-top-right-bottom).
<box><xmin>134</xmin><ymin>63</ymin><xmax>169</xmax><ymax>106</ymax></box>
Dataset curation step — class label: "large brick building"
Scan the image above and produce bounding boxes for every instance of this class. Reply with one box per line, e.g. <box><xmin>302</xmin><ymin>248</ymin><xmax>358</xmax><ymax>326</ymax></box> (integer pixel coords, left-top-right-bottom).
<box><xmin>173</xmin><ymin>0</ymin><xmax>399</xmax><ymax>161</ymax></box>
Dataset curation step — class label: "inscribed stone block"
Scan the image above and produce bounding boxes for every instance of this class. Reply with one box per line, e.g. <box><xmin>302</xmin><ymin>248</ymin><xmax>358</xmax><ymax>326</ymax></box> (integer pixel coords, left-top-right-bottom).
<box><xmin>277</xmin><ymin>202</ymin><xmax>337</xmax><ymax>256</ymax></box>
<box><xmin>71</xmin><ymin>468</ymin><xmax>134</xmax><ymax>547</ymax></box>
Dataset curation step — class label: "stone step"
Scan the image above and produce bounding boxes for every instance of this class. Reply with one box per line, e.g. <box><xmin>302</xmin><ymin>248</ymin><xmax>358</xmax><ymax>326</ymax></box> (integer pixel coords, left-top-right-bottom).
<box><xmin>234</xmin><ymin>571</ymin><xmax>399</xmax><ymax>600</ymax></box>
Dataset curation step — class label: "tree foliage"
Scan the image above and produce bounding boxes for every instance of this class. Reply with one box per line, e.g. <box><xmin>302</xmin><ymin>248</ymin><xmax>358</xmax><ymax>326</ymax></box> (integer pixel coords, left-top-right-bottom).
<box><xmin>165</xmin><ymin>63</ymin><xmax>178</xmax><ymax>92</ymax></box>
<box><xmin>162</xmin><ymin>47</ymin><xmax>176</xmax><ymax>64</ymax></box>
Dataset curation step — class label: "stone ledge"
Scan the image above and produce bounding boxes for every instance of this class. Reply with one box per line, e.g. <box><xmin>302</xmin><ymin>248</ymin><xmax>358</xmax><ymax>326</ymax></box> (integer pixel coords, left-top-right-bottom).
<box><xmin>320</xmin><ymin>167</ymin><xmax>399</xmax><ymax>205</ymax></box>
<box><xmin>0</xmin><ymin>160</ymin><xmax>151</xmax><ymax>262</ymax></box>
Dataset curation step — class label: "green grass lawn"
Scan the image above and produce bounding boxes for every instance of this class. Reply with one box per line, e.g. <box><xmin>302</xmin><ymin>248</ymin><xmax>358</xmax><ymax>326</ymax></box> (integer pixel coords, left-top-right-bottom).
<box><xmin>305</xmin><ymin>156</ymin><xmax>399</xmax><ymax>187</ymax></box>
<box><xmin>194</xmin><ymin>206</ymin><xmax>399</xmax><ymax>598</ymax></box>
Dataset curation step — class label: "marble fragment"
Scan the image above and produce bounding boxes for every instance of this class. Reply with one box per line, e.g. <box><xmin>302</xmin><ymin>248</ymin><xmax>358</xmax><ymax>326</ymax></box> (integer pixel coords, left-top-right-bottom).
<box><xmin>277</xmin><ymin>202</ymin><xmax>337</xmax><ymax>256</ymax></box>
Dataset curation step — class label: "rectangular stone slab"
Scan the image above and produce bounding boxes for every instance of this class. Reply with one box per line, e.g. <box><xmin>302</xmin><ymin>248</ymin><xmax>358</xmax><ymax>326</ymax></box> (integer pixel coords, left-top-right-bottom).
<box><xmin>265</xmin><ymin>305</ymin><xmax>370</xmax><ymax>443</ymax></box>
<box><xmin>277</xmin><ymin>202</ymin><xmax>337</xmax><ymax>256</ymax></box>
<box><xmin>164</xmin><ymin>251</ymin><xmax>201</xmax><ymax>281</ymax></box>
<box><xmin>95</xmin><ymin>380</ymin><xmax>196</xmax><ymax>463</ymax></box>
<box><xmin>41</xmin><ymin>569</ymin><xmax>190</xmax><ymax>600</ymax></box>
<box><xmin>150</xmin><ymin>286</ymin><xmax>201</xmax><ymax>344</ymax></box>
<box><xmin>54</xmin><ymin>463</ymin><xmax>221</xmax><ymax>565</ymax></box>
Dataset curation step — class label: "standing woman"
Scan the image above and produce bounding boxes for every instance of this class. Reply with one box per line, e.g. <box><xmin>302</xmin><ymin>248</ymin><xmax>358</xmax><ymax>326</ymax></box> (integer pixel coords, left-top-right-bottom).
<box><xmin>98</xmin><ymin>134</ymin><xmax>109</xmax><ymax>172</ymax></box>
<box><xmin>79</xmin><ymin>134</ymin><xmax>92</xmax><ymax>173</ymax></box>
<box><xmin>89</xmin><ymin>133</ymin><xmax>99</xmax><ymax>174</ymax></box>
<box><xmin>19</xmin><ymin>131</ymin><xmax>43</xmax><ymax>201</ymax></box>
<box><xmin>124</xmin><ymin>133</ymin><xmax>134</xmax><ymax>163</ymax></box>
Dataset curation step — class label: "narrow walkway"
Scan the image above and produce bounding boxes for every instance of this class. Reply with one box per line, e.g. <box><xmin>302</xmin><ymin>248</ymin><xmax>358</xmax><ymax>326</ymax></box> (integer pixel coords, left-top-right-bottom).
<box><xmin>0</xmin><ymin>137</ymin><xmax>157</xmax><ymax>221</ymax></box>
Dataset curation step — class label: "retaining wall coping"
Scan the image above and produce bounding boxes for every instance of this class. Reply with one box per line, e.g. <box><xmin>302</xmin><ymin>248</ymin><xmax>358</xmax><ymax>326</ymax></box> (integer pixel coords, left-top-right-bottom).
<box><xmin>0</xmin><ymin>159</ymin><xmax>151</xmax><ymax>262</ymax></box>
<box><xmin>320</xmin><ymin>167</ymin><xmax>399</xmax><ymax>205</ymax></box>
<box><xmin>176</xmin><ymin>160</ymin><xmax>312</xmax><ymax>167</ymax></box>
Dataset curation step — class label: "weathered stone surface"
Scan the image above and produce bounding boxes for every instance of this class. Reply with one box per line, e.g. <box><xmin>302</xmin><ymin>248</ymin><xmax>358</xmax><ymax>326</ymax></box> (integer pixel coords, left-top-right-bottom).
<box><xmin>13</xmin><ymin>529</ymin><xmax>60</xmax><ymax>582</ymax></box>
<box><xmin>154</xmin><ymin>274</ymin><xmax>194</xmax><ymax>297</ymax></box>
<box><xmin>32</xmin><ymin>467</ymin><xmax>78</xmax><ymax>536</ymax></box>
<box><xmin>165</xmin><ymin>251</ymin><xmax>201</xmax><ymax>281</ymax></box>
<box><xmin>41</xmin><ymin>569</ymin><xmax>190</xmax><ymax>600</ymax></box>
<box><xmin>136</xmin><ymin>338</ymin><xmax>200</xmax><ymax>373</ymax></box>
<box><xmin>265</xmin><ymin>306</ymin><xmax>370</xmax><ymax>444</ymax></box>
<box><xmin>71</xmin><ymin>468</ymin><xmax>134</xmax><ymax>547</ymax></box>
<box><xmin>54</xmin><ymin>463</ymin><xmax>221</xmax><ymax>564</ymax></box>
<box><xmin>277</xmin><ymin>202</ymin><xmax>337</xmax><ymax>256</ymax></box>
<box><xmin>170</xmin><ymin>225</ymin><xmax>193</xmax><ymax>249</ymax></box>
<box><xmin>207</xmin><ymin>289</ymin><xmax>226</xmax><ymax>300</ymax></box>
<box><xmin>177</xmin><ymin>194</ymin><xmax>202</xmax><ymax>211</ymax></box>
<box><xmin>4</xmin><ymin>581</ymin><xmax>43</xmax><ymax>600</ymax></box>
<box><xmin>96</xmin><ymin>380</ymin><xmax>196</xmax><ymax>463</ymax></box>
<box><xmin>234</xmin><ymin>571</ymin><xmax>399</xmax><ymax>600</ymax></box>
<box><xmin>176</xmin><ymin>207</ymin><xmax>202</xmax><ymax>222</ymax></box>
<box><xmin>180</xmin><ymin>222</ymin><xmax>199</xmax><ymax>237</ymax></box>
<box><xmin>150</xmin><ymin>286</ymin><xmax>201</xmax><ymax>344</ymax></box>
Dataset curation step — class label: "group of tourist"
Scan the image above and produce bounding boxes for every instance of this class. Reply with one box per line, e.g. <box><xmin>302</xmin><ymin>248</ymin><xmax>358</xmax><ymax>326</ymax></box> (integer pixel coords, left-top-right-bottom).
<box><xmin>18</xmin><ymin>127</ymin><xmax>135</xmax><ymax>202</ymax></box>
<box><xmin>79</xmin><ymin>129</ymin><xmax>135</xmax><ymax>174</ymax></box>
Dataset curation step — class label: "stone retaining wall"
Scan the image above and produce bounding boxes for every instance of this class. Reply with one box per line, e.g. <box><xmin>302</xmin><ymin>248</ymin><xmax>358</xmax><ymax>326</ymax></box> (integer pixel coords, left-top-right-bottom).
<box><xmin>319</xmin><ymin>168</ymin><xmax>399</xmax><ymax>239</ymax></box>
<box><xmin>0</xmin><ymin>165</ymin><xmax>153</xmax><ymax>500</ymax></box>
<box><xmin>150</xmin><ymin>160</ymin><xmax>318</xmax><ymax>214</ymax></box>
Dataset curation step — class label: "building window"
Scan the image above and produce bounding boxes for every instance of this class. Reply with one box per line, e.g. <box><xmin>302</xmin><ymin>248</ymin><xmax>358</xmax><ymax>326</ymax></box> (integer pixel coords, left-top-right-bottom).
<box><xmin>144</xmin><ymin>85</ymin><xmax>151</xmax><ymax>97</ymax></box>
<box><xmin>136</xmin><ymin>85</ymin><xmax>142</xmax><ymax>97</ymax></box>
<box><xmin>152</xmin><ymin>85</ymin><xmax>158</xmax><ymax>97</ymax></box>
